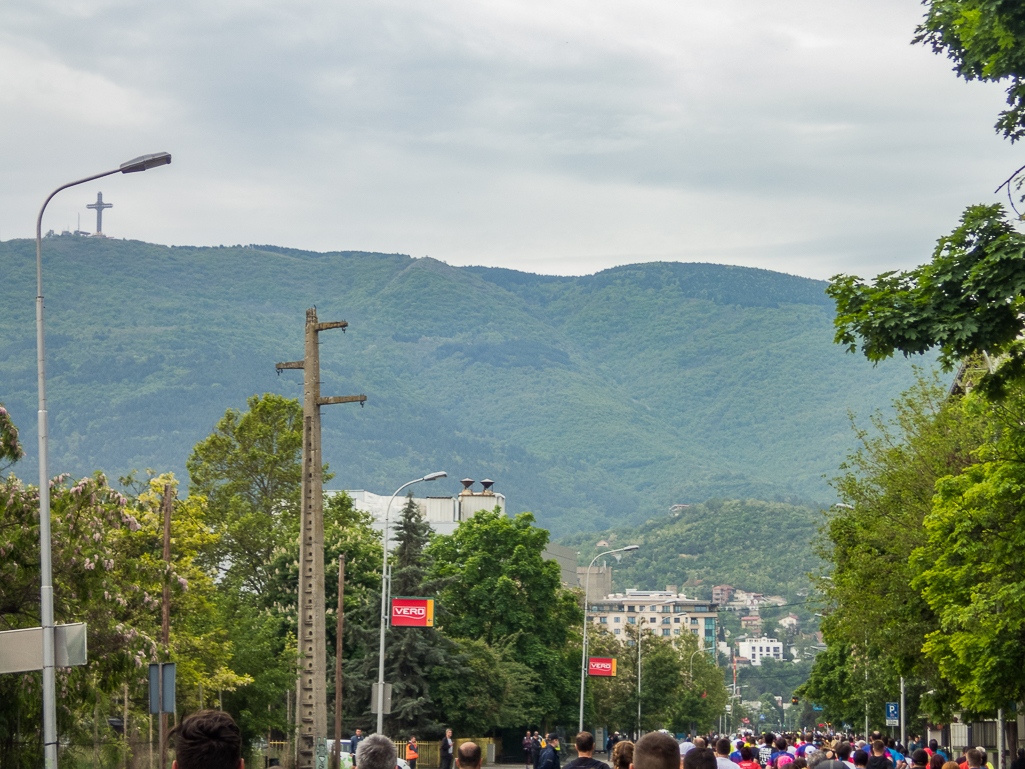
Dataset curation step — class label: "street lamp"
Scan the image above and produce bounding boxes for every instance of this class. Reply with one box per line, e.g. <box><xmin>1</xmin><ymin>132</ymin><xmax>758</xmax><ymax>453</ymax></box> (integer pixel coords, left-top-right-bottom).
<box><xmin>578</xmin><ymin>545</ymin><xmax>639</xmax><ymax>731</ymax></box>
<box><xmin>375</xmin><ymin>471</ymin><xmax>446</xmax><ymax>733</ymax></box>
<box><xmin>689</xmin><ymin>646</ymin><xmax>715</xmax><ymax>679</ymax></box>
<box><xmin>34</xmin><ymin>152</ymin><xmax>171</xmax><ymax>769</ymax></box>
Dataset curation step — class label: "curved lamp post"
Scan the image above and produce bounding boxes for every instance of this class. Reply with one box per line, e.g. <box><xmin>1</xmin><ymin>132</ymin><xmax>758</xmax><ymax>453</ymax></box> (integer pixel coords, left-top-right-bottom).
<box><xmin>35</xmin><ymin>152</ymin><xmax>171</xmax><ymax>769</ymax></box>
<box><xmin>578</xmin><ymin>544</ymin><xmax>638</xmax><ymax>732</ymax></box>
<box><xmin>375</xmin><ymin>471</ymin><xmax>446</xmax><ymax>733</ymax></box>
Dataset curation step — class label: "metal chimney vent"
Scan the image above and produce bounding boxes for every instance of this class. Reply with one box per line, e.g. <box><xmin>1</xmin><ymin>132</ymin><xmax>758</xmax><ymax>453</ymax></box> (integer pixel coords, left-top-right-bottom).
<box><xmin>480</xmin><ymin>479</ymin><xmax>494</xmax><ymax>493</ymax></box>
<box><xmin>460</xmin><ymin>478</ymin><xmax>475</xmax><ymax>491</ymax></box>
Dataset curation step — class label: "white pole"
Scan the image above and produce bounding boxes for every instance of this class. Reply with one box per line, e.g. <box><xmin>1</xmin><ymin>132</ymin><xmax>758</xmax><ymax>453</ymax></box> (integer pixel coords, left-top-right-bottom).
<box><xmin>997</xmin><ymin>708</ymin><xmax>1004</xmax><ymax>769</ymax></box>
<box><xmin>900</xmin><ymin>677</ymin><xmax>906</xmax><ymax>748</ymax></box>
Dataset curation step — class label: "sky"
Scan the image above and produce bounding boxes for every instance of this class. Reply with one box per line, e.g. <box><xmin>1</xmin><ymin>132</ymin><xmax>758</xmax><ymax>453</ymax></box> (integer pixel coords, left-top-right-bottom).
<box><xmin>0</xmin><ymin>0</ymin><xmax>1016</xmax><ymax>280</ymax></box>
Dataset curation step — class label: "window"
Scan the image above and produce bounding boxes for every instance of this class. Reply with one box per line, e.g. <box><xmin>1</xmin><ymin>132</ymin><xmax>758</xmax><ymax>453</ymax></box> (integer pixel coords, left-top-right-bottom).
<box><xmin>674</xmin><ymin>628</ymin><xmax>681</xmax><ymax>635</ymax></box>
<box><xmin>651</xmin><ymin>617</ymin><xmax>657</xmax><ymax>624</ymax></box>
<box><xmin>650</xmin><ymin>605</ymin><xmax>657</xmax><ymax>611</ymax></box>
<box><xmin>614</xmin><ymin>629</ymin><xmax>621</xmax><ymax>635</ymax></box>
<box><xmin>662</xmin><ymin>617</ymin><xmax>671</xmax><ymax>625</ymax></box>
<box><xmin>674</xmin><ymin>617</ymin><xmax>681</xmax><ymax>623</ymax></box>
<box><xmin>662</xmin><ymin>629</ymin><xmax>671</xmax><ymax>636</ymax></box>
<box><xmin>627</xmin><ymin>640</ymin><xmax>635</xmax><ymax>647</ymax></box>
<box><xmin>614</xmin><ymin>616</ymin><xmax>621</xmax><ymax>623</ymax></box>
<box><xmin>704</xmin><ymin>618</ymin><xmax>715</xmax><ymax>627</ymax></box>
<box><xmin>627</xmin><ymin>606</ymin><xmax>635</xmax><ymax>612</ymax></box>
<box><xmin>599</xmin><ymin>617</ymin><xmax>607</xmax><ymax>624</ymax></box>
<box><xmin>628</xmin><ymin>617</ymin><xmax>636</xmax><ymax>624</ymax></box>
<box><xmin>691</xmin><ymin>618</ymin><xmax>698</xmax><ymax>624</ymax></box>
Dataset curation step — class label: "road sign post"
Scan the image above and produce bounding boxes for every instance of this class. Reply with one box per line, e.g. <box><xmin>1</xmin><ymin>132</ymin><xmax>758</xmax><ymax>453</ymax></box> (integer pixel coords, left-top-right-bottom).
<box><xmin>885</xmin><ymin>702</ymin><xmax>899</xmax><ymax>727</ymax></box>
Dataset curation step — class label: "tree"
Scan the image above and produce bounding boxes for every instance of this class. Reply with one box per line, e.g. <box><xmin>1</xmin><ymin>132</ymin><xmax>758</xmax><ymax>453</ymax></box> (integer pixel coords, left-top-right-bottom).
<box><xmin>828</xmin><ymin>206</ymin><xmax>1025</xmax><ymax>398</ymax></box>
<box><xmin>915</xmin><ymin>1</ymin><xmax>1025</xmax><ymax>142</ymax></box>
<box><xmin>187</xmin><ymin>393</ymin><xmax>327</xmax><ymax>593</ymax></box>
<box><xmin>426</xmin><ymin>508</ymin><xmax>582</xmax><ymax>726</ymax></box>
<box><xmin>0</xmin><ymin>403</ymin><xmax>24</xmax><ymax>476</ymax></box>
<box><xmin>910</xmin><ymin>383</ymin><xmax>1025</xmax><ymax>714</ymax></box>
<box><xmin>345</xmin><ymin>494</ymin><xmax>465</xmax><ymax>737</ymax></box>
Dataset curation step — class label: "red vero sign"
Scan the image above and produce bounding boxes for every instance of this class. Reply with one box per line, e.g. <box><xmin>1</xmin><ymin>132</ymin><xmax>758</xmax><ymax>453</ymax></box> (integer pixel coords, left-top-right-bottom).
<box><xmin>391</xmin><ymin>597</ymin><xmax>435</xmax><ymax>627</ymax></box>
<box><xmin>588</xmin><ymin>657</ymin><xmax>617</xmax><ymax>676</ymax></box>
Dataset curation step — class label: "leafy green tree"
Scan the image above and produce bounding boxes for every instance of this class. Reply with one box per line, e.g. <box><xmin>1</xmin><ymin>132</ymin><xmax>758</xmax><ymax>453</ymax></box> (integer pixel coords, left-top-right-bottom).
<box><xmin>187</xmin><ymin>393</ymin><xmax>331</xmax><ymax>594</ymax></box>
<box><xmin>0</xmin><ymin>403</ymin><xmax>24</xmax><ymax>475</ymax></box>
<box><xmin>345</xmin><ymin>494</ymin><xmax>465</xmax><ymax>737</ymax></box>
<box><xmin>426</xmin><ymin>508</ymin><xmax>582</xmax><ymax>726</ymax></box>
<box><xmin>910</xmin><ymin>383</ymin><xmax>1025</xmax><ymax>713</ymax></box>
<box><xmin>915</xmin><ymin>1</ymin><xmax>1025</xmax><ymax>141</ymax></box>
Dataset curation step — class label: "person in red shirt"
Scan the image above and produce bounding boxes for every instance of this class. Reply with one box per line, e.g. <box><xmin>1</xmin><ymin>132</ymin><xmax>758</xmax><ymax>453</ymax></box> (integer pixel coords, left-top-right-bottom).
<box><xmin>737</xmin><ymin>746</ymin><xmax>760</xmax><ymax>769</ymax></box>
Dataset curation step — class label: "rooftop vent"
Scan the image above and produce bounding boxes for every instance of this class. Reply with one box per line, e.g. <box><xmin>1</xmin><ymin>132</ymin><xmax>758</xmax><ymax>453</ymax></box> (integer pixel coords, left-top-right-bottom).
<box><xmin>460</xmin><ymin>478</ymin><xmax>474</xmax><ymax>491</ymax></box>
<box><xmin>480</xmin><ymin>479</ymin><xmax>495</xmax><ymax>493</ymax></box>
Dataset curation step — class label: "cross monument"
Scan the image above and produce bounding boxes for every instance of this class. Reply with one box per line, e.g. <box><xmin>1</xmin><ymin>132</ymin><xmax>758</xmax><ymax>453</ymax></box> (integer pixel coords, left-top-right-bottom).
<box><xmin>87</xmin><ymin>192</ymin><xmax>113</xmax><ymax>234</ymax></box>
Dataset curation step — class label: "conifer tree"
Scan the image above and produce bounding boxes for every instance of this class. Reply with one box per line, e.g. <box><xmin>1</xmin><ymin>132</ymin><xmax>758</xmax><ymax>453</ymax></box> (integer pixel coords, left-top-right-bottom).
<box><xmin>344</xmin><ymin>492</ymin><xmax>465</xmax><ymax>737</ymax></box>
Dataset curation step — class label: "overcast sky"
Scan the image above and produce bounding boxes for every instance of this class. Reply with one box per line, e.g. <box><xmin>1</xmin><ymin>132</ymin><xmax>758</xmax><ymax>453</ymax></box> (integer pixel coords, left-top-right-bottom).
<box><xmin>0</xmin><ymin>0</ymin><xmax>1015</xmax><ymax>280</ymax></box>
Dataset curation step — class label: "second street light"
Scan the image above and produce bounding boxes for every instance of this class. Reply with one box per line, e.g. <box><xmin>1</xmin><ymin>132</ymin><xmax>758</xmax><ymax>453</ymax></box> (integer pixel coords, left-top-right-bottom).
<box><xmin>578</xmin><ymin>544</ymin><xmax>639</xmax><ymax>732</ymax></box>
<box><xmin>375</xmin><ymin>471</ymin><xmax>447</xmax><ymax>734</ymax></box>
<box><xmin>34</xmin><ymin>152</ymin><xmax>171</xmax><ymax>769</ymax></box>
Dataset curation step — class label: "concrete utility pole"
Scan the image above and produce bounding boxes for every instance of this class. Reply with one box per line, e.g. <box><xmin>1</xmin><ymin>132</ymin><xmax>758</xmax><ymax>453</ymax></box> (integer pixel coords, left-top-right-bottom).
<box><xmin>160</xmin><ymin>484</ymin><xmax>173</xmax><ymax>769</ymax></box>
<box><xmin>334</xmin><ymin>554</ymin><xmax>345</xmax><ymax>769</ymax></box>
<box><xmin>277</xmin><ymin>308</ymin><xmax>366</xmax><ymax>769</ymax></box>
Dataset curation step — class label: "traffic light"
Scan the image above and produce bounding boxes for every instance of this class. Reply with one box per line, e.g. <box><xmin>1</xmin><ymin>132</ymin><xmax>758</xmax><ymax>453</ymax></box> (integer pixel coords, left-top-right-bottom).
<box><xmin>791</xmin><ymin>696</ymin><xmax>799</xmax><ymax>705</ymax></box>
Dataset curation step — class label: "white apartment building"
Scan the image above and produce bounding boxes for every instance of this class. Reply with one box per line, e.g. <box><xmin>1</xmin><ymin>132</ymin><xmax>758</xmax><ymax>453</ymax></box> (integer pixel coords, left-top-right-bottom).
<box><xmin>736</xmin><ymin>636</ymin><xmax>784</xmax><ymax>665</ymax></box>
<box><xmin>587</xmin><ymin>590</ymin><xmax>719</xmax><ymax>650</ymax></box>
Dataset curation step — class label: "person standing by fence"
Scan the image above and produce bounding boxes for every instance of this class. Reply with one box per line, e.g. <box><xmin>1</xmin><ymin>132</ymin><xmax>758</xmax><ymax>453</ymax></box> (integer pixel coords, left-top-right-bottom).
<box><xmin>406</xmin><ymin>736</ymin><xmax>419</xmax><ymax>769</ymax></box>
<box><xmin>442</xmin><ymin>729</ymin><xmax>455</xmax><ymax>769</ymax></box>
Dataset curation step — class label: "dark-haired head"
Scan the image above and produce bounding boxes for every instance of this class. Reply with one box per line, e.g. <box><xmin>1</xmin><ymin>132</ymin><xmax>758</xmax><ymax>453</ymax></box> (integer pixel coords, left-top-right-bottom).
<box><xmin>171</xmin><ymin>710</ymin><xmax>242</xmax><ymax>769</ymax></box>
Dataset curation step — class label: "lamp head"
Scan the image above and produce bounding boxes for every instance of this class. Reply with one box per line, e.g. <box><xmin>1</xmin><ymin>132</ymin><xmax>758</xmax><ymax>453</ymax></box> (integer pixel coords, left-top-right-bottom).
<box><xmin>120</xmin><ymin>152</ymin><xmax>172</xmax><ymax>173</ymax></box>
<box><xmin>623</xmin><ymin>545</ymin><xmax>640</xmax><ymax>552</ymax></box>
<box><xmin>422</xmin><ymin>471</ymin><xmax>447</xmax><ymax>482</ymax></box>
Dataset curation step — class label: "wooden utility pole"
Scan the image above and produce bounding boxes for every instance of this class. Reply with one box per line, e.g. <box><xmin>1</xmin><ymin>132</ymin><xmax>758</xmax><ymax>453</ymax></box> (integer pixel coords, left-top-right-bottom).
<box><xmin>276</xmin><ymin>308</ymin><xmax>366</xmax><ymax>769</ymax></box>
<box><xmin>334</xmin><ymin>554</ymin><xmax>345</xmax><ymax>769</ymax></box>
<box><xmin>160</xmin><ymin>484</ymin><xmax>173</xmax><ymax>769</ymax></box>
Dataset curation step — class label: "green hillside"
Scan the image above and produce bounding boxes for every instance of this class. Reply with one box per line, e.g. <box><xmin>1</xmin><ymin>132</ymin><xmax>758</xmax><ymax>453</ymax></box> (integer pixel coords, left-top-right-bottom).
<box><xmin>0</xmin><ymin>236</ymin><xmax>929</xmax><ymax>534</ymax></box>
<box><xmin>560</xmin><ymin>498</ymin><xmax>822</xmax><ymax>598</ymax></box>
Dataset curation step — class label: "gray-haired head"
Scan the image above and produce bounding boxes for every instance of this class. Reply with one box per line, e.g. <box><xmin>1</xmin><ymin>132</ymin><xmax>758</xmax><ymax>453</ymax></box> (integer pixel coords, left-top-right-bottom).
<box><xmin>357</xmin><ymin>734</ymin><xmax>396</xmax><ymax>769</ymax></box>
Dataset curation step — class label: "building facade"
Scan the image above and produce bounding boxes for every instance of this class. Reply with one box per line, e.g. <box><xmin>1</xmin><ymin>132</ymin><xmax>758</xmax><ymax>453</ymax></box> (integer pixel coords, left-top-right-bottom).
<box><xmin>735</xmin><ymin>636</ymin><xmax>784</xmax><ymax>665</ymax></box>
<box><xmin>586</xmin><ymin>590</ymin><xmax>719</xmax><ymax>650</ymax></box>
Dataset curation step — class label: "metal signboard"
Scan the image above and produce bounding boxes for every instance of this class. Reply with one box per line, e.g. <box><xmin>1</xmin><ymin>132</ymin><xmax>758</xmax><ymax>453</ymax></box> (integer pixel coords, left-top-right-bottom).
<box><xmin>885</xmin><ymin>702</ymin><xmax>899</xmax><ymax>726</ymax></box>
<box><xmin>588</xmin><ymin>657</ymin><xmax>617</xmax><ymax>676</ymax></box>
<box><xmin>0</xmin><ymin>622</ymin><xmax>88</xmax><ymax>674</ymax></box>
<box><xmin>148</xmin><ymin>663</ymin><xmax>176</xmax><ymax>714</ymax></box>
<box><xmin>370</xmin><ymin>682</ymin><xmax>392</xmax><ymax>714</ymax></box>
<box><xmin>391</xmin><ymin>597</ymin><xmax>434</xmax><ymax>627</ymax></box>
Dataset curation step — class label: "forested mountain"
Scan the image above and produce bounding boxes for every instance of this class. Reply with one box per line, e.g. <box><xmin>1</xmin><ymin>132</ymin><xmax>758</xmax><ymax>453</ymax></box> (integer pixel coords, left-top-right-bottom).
<box><xmin>560</xmin><ymin>498</ymin><xmax>822</xmax><ymax>599</ymax></box>
<box><xmin>0</xmin><ymin>236</ymin><xmax>929</xmax><ymax>535</ymax></box>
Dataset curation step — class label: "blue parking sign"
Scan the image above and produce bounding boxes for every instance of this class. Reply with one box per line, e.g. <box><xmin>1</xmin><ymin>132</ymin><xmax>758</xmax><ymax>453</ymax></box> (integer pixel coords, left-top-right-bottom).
<box><xmin>885</xmin><ymin>702</ymin><xmax>899</xmax><ymax>725</ymax></box>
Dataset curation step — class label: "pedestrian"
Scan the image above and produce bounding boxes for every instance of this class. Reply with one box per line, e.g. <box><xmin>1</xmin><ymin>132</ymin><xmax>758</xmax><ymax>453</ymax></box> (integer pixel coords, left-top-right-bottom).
<box><xmin>358</xmin><ymin>735</ymin><xmax>398</xmax><ymax>769</ymax></box>
<box><xmin>351</xmin><ymin>728</ymin><xmax>365</xmax><ymax>769</ymax></box>
<box><xmin>737</xmin><ymin>746</ymin><xmax>761</xmax><ymax>769</ymax></box>
<box><xmin>1011</xmin><ymin>750</ymin><xmax>1025</xmax><ymax>769</ymax></box>
<box><xmin>459</xmin><ymin>743</ymin><xmax>483</xmax><ymax>769</ymax></box>
<box><xmin>538</xmin><ymin>735</ymin><xmax>562</xmax><ymax>769</ymax></box>
<box><xmin>442</xmin><ymin>729</ymin><xmax>456</xmax><ymax>769</ymax></box>
<box><xmin>608</xmin><ymin>733</ymin><xmax>619</xmax><ymax>756</ymax></box>
<box><xmin>564</xmin><ymin>732</ymin><xmax>606</xmax><ymax>769</ymax></box>
<box><xmin>684</xmin><ymin>748</ymin><xmax>718</xmax><ymax>769</ymax></box>
<box><xmin>406</xmin><ymin>736</ymin><xmax>419</xmax><ymax>769</ymax></box>
<box><xmin>716</xmin><ymin>739</ymin><xmax>737</xmax><ymax>769</ymax></box>
<box><xmin>532</xmin><ymin>732</ymin><xmax>544</xmax><ymax>769</ymax></box>
<box><xmin>613</xmin><ymin>740</ymin><xmax>635</xmax><ymax>769</ymax></box>
<box><xmin>170</xmin><ymin>709</ymin><xmax>242</xmax><ymax>769</ymax></box>
<box><xmin>525</xmin><ymin>731</ymin><xmax>535</xmax><ymax>768</ymax></box>
<box><xmin>867</xmin><ymin>742</ymin><xmax>892</xmax><ymax>769</ymax></box>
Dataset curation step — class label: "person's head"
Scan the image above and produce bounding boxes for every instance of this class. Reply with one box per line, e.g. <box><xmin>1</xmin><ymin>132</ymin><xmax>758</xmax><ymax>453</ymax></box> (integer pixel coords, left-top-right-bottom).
<box><xmin>928</xmin><ymin>755</ymin><xmax>945</xmax><ymax>769</ymax></box>
<box><xmin>577</xmin><ymin>732</ymin><xmax>596</xmax><ymax>756</ymax></box>
<box><xmin>872</xmin><ymin>742</ymin><xmax>886</xmax><ymax>757</ymax></box>
<box><xmin>793</xmin><ymin>760</ymin><xmax>807</xmax><ymax>769</ymax></box>
<box><xmin>912</xmin><ymin>750</ymin><xmax>929</xmax><ymax>767</ymax></box>
<box><xmin>941</xmin><ymin>763</ymin><xmax>959</xmax><ymax>769</ymax></box>
<box><xmin>776</xmin><ymin>739</ymin><xmax>788</xmax><ymax>752</ymax></box>
<box><xmin>765</xmin><ymin>734</ymin><xmax>775</xmax><ymax>747</ymax></box>
<box><xmin>614</xmin><ymin>740</ymin><xmax>635</xmax><ymax>769</ymax></box>
<box><xmin>448</xmin><ymin>729</ymin><xmax>453</xmax><ymax>738</ymax></box>
<box><xmin>976</xmin><ymin>749</ymin><xmax>988</xmax><ymax>765</ymax></box>
<box><xmin>171</xmin><ymin>710</ymin><xmax>242</xmax><ymax>769</ymax></box>
<box><xmin>356</xmin><ymin>729</ymin><xmax>363</xmax><ymax>737</ymax></box>
<box><xmin>548</xmin><ymin>734</ymin><xmax>560</xmax><ymax>749</ymax></box>
<box><xmin>410</xmin><ymin>736</ymin><xmax>417</xmax><ymax>743</ymax></box>
<box><xmin>716</xmin><ymin>740</ymin><xmax>732</xmax><ymax>757</ymax></box>
<box><xmin>837</xmin><ymin>743</ymin><xmax>852</xmax><ymax>761</ymax></box>
<box><xmin>736</xmin><ymin>741</ymin><xmax>744</xmax><ymax>752</ymax></box>
<box><xmin>458</xmin><ymin>742</ymin><xmax>482</xmax><ymax>769</ymax></box>
<box><xmin>535</xmin><ymin>732</ymin><xmax>541</xmax><ymax>738</ymax></box>
<box><xmin>853</xmin><ymin>750</ymin><xmax>868</xmax><ymax>768</ymax></box>
<box><xmin>631</xmin><ymin>734</ymin><xmax>681</xmax><ymax>769</ymax></box>
<box><xmin>683</xmin><ymin>748</ymin><xmax>717</xmax><ymax>769</ymax></box>
<box><xmin>357</xmin><ymin>734</ymin><xmax>397</xmax><ymax>769</ymax></box>
<box><xmin>693</xmin><ymin>738</ymin><xmax>707</xmax><ymax>750</ymax></box>
<box><xmin>741</xmin><ymin>747</ymin><xmax>754</xmax><ymax>762</ymax></box>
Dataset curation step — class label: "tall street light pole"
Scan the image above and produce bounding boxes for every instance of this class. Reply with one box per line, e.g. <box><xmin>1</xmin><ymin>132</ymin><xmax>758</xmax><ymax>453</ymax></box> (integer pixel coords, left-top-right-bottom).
<box><xmin>34</xmin><ymin>152</ymin><xmax>171</xmax><ymax>769</ymax></box>
<box><xmin>637</xmin><ymin>617</ymin><xmax>646</xmax><ymax>738</ymax></box>
<box><xmin>578</xmin><ymin>545</ymin><xmax>638</xmax><ymax>732</ymax></box>
<box><xmin>375</xmin><ymin>472</ymin><xmax>446</xmax><ymax>734</ymax></box>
